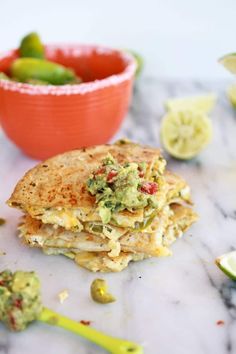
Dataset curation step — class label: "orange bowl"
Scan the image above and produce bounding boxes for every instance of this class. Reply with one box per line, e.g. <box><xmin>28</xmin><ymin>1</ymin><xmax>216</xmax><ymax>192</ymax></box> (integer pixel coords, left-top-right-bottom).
<box><xmin>0</xmin><ymin>44</ymin><xmax>136</xmax><ymax>159</ymax></box>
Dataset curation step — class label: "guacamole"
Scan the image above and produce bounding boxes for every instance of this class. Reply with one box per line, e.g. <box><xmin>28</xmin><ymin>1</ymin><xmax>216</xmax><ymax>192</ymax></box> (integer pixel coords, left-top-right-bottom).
<box><xmin>0</xmin><ymin>270</ymin><xmax>42</xmax><ymax>331</ymax></box>
<box><xmin>87</xmin><ymin>155</ymin><xmax>159</xmax><ymax>223</ymax></box>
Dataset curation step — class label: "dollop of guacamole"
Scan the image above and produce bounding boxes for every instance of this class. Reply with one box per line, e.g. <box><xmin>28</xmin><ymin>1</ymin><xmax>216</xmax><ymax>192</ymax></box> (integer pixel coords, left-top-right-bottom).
<box><xmin>87</xmin><ymin>155</ymin><xmax>159</xmax><ymax>223</ymax></box>
<box><xmin>0</xmin><ymin>270</ymin><xmax>42</xmax><ymax>331</ymax></box>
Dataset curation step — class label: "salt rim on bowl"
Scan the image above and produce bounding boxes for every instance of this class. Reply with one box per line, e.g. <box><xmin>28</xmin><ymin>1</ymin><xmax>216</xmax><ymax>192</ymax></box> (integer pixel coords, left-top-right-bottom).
<box><xmin>0</xmin><ymin>44</ymin><xmax>137</xmax><ymax>96</ymax></box>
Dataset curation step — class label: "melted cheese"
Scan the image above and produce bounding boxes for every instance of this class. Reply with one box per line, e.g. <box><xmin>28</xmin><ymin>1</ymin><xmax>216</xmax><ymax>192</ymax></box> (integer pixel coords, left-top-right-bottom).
<box><xmin>41</xmin><ymin>210</ymin><xmax>83</xmax><ymax>230</ymax></box>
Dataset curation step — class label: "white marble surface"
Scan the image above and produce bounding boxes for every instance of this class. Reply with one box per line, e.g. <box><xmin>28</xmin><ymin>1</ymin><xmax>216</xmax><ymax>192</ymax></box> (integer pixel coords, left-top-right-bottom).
<box><xmin>0</xmin><ymin>78</ymin><xmax>236</xmax><ymax>354</ymax></box>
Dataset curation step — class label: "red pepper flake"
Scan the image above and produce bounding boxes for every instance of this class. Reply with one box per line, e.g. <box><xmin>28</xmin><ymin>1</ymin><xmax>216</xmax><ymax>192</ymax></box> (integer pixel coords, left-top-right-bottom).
<box><xmin>216</xmin><ymin>320</ymin><xmax>225</xmax><ymax>326</ymax></box>
<box><xmin>80</xmin><ymin>320</ymin><xmax>91</xmax><ymax>326</ymax></box>
<box><xmin>107</xmin><ymin>170</ymin><xmax>118</xmax><ymax>182</ymax></box>
<box><xmin>96</xmin><ymin>167</ymin><xmax>106</xmax><ymax>175</ymax></box>
<box><xmin>140</xmin><ymin>182</ymin><xmax>158</xmax><ymax>195</ymax></box>
<box><xmin>0</xmin><ymin>280</ymin><xmax>5</xmax><ymax>286</ymax></box>
<box><xmin>14</xmin><ymin>298</ymin><xmax>22</xmax><ymax>309</ymax></box>
<box><xmin>69</xmin><ymin>197</ymin><xmax>77</xmax><ymax>205</ymax></box>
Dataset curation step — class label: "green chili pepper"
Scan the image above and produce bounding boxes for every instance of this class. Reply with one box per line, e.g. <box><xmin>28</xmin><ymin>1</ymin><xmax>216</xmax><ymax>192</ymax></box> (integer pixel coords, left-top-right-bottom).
<box><xmin>19</xmin><ymin>32</ymin><xmax>45</xmax><ymax>59</ymax></box>
<box><xmin>10</xmin><ymin>58</ymin><xmax>77</xmax><ymax>85</ymax></box>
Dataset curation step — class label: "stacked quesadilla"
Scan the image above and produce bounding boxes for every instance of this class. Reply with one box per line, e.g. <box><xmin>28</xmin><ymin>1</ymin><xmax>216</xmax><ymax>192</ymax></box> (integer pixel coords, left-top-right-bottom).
<box><xmin>8</xmin><ymin>140</ymin><xmax>198</xmax><ymax>272</ymax></box>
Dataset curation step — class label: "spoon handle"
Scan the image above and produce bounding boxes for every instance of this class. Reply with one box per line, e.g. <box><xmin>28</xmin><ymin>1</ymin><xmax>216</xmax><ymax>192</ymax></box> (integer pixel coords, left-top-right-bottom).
<box><xmin>38</xmin><ymin>307</ymin><xmax>143</xmax><ymax>354</ymax></box>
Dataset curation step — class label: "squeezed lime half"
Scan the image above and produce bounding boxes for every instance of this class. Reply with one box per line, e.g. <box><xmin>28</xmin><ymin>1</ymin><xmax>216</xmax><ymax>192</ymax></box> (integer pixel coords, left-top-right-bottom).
<box><xmin>219</xmin><ymin>53</ymin><xmax>236</xmax><ymax>74</ymax></box>
<box><xmin>160</xmin><ymin>110</ymin><xmax>212</xmax><ymax>160</ymax></box>
<box><xmin>227</xmin><ymin>85</ymin><xmax>236</xmax><ymax>108</ymax></box>
<box><xmin>165</xmin><ymin>94</ymin><xmax>216</xmax><ymax>114</ymax></box>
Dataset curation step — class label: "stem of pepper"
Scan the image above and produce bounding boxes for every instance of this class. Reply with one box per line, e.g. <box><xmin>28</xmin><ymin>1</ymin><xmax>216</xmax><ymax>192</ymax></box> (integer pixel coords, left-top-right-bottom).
<box><xmin>38</xmin><ymin>307</ymin><xmax>143</xmax><ymax>354</ymax></box>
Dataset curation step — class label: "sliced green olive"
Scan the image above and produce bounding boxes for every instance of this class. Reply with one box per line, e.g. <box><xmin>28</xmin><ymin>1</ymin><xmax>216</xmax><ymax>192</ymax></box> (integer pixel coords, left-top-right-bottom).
<box><xmin>19</xmin><ymin>32</ymin><xmax>45</xmax><ymax>59</ymax></box>
<box><xmin>90</xmin><ymin>279</ymin><xmax>116</xmax><ymax>304</ymax></box>
<box><xmin>10</xmin><ymin>58</ymin><xmax>78</xmax><ymax>85</ymax></box>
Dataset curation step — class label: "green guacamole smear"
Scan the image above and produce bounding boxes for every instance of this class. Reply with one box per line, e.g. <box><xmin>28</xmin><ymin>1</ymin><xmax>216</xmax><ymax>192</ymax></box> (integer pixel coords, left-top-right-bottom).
<box><xmin>87</xmin><ymin>154</ymin><xmax>159</xmax><ymax>223</ymax></box>
<box><xmin>0</xmin><ymin>270</ymin><xmax>42</xmax><ymax>331</ymax></box>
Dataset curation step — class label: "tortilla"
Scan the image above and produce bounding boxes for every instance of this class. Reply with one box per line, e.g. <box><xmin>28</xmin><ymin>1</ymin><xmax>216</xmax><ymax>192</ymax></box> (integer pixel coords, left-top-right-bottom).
<box><xmin>8</xmin><ymin>140</ymin><xmax>198</xmax><ymax>272</ymax></box>
<box><xmin>8</xmin><ymin>140</ymin><xmax>166</xmax><ymax>228</ymax></box>
<box><xmin>19</xmin><ymin>204</ymin><xmax>198</xmax><ymax>265</ymax></box>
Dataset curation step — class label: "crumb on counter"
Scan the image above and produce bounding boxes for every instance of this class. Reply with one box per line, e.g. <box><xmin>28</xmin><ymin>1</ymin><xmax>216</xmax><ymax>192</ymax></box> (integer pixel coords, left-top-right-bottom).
<box><xmin>58</xmin><ymin>289</ymin><xmax>69</xmax><ymax>304</ymax></box>
<box><xmin>0</xmin><ymin>218</ymin><xmax>6</xmax><ymax>226</ymax></box>
<box><xmin>80</xmin><ymin>320</ymin><xmax>91</xmax><ymax>326</ymax></box>
<box><xmin>216</xmin><ymin>320</ymin><xmax>225</xmax><ymax>326</ymax></box>
<box><xmin>0</xmin><ymin>251</ymin><xmax>6</xmax><ymax>256</ymax></box>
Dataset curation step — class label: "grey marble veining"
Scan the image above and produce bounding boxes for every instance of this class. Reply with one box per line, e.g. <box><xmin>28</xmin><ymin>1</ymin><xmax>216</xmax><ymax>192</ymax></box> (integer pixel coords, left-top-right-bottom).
<box><xmin>0</xmin><ymin>78</ymin><xmax>236</xmax><ymax>354</ymax></box>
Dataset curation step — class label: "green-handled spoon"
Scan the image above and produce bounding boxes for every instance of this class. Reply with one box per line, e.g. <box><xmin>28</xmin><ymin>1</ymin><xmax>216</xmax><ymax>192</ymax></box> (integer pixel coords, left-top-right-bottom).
<box><xmin>39</xmin><ymin>307</ymin><xmax>143</xmax><ymax>353</ymax></box>
<box><xmin>0</xmin><ymin>270</ymin><xmax>143</xmax><ymax>354</ymax></box>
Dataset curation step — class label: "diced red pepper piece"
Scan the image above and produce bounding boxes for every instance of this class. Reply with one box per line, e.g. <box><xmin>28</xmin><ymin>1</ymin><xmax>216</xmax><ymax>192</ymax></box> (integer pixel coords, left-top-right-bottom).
<box><xmin>14</xmin><ymin>298</ymin><xmax>22</xmax><ymax>309</ymax></box>
<box><xmin>95</xmin><ymin>167</ymin><xmax>106</xmax><ymax>175</ymax></box>
<box><xmin>140</xmin><ymin>182</ymin><xmax>158</xmax><ymax>195</ymax></box>
<box><xmin>107</xmin><ymin>170</ymin><xmax>118</xmax><ymax>182</ymax></box>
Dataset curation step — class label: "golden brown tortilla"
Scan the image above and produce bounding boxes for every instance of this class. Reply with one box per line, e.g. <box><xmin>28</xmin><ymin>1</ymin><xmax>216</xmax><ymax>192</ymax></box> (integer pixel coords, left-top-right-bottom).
<box><xmin>19</xmin><ymin>204</ymin><xmax>198</xmax><ymax>266</ymax></box>
<box><xmin>7</xmin><ymin>140</ymin><xmax>166</xmax><ymax>227</ymax></box>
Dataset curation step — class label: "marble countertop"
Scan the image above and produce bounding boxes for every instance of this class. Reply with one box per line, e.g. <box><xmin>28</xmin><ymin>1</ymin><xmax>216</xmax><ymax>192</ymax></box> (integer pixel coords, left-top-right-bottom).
<box><xmin>0</xmin><ymin>78</ymin><xmax>236</xmax><ymax>354</ymax></box>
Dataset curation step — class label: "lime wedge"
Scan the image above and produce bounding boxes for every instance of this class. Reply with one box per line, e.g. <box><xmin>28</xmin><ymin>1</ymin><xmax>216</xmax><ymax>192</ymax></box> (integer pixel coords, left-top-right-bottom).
<box><xmin>165</xmin><ymin>94</ymin><xmax>216</xmax><ymax>114</ymax></box>
<box><xmin>219</xmin><ymin>53</ymin><xmax>236</xmax><ymax>74</ymax></box>
<box><xmin>160</xmin><ymin>110</ymin><xmax>212</xmax><ymax>160</ymax></box>
<box><xmin>228</xmin><ymin>85</ymin><xmax>236</xmax><ymax>108</ymax></box>
<box><xmin>216</xmin><ymin>251</ymin><xmax>236</xmax><ymax>280</ymax></box>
